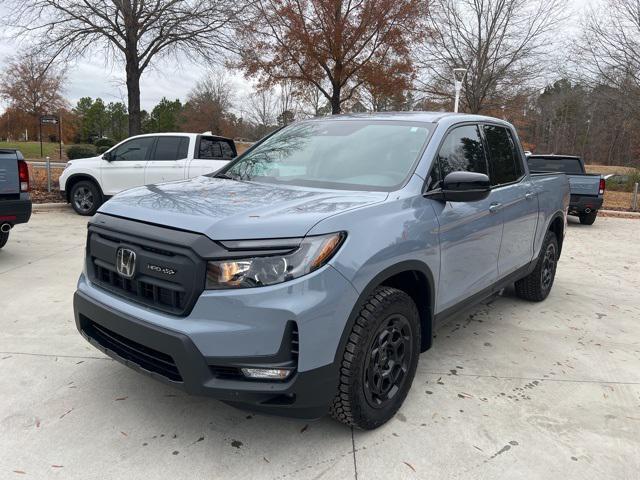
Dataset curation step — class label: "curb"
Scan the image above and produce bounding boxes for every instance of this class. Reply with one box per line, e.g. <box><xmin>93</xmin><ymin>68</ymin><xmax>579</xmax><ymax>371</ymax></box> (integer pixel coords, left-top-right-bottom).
<box><xmin>598</xmin><ymin>209</ymin><xmax>640</xmax><ymax>219</ymax></box>
<box><xmin>32</xmin><ymin>202</ymin><xmax>70</xmax><ymax>212</ymax></box>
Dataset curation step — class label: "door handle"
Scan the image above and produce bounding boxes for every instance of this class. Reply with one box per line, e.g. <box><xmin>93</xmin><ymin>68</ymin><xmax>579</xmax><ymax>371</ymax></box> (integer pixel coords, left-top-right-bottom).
<box><xmin>489</xmin><ymin>203</ymin><xmax>502</xmax><ymax>213</ymax></box>
<box><xmin>134</xmin><ymin>165</ymin><xmax>143</xmax><ymax>169</ymax></box>
<box><xmin>525</xmin><ymin>192</ymin><xmax>536</xmax><ymax>200</ymax></box>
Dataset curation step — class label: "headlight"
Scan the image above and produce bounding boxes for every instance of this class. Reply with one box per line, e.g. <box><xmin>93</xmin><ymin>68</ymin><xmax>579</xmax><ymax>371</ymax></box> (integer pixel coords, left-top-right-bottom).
<box><xmin>65</xmin><ymin>161</ymin><xmax>73</xmax><ymax>169</ymax></box>
<box><xmin>206</xmin><ymin>232</ymin><xmax>346</xmax><ymax>289</ymax></box>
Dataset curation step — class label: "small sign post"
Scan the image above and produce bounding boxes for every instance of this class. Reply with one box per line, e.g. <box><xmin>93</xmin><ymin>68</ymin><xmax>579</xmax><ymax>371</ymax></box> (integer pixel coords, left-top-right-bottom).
<box><xmin>39</xmin><ymin>114</ymin><xmax>63</xmax><ymax>160</ymax></box>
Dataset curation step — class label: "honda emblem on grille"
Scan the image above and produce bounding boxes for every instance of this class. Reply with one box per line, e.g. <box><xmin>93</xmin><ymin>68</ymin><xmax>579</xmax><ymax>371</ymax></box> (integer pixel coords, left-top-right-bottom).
<box><xmin>116</xmin><ymin>247</ymin><xmax>136</xmax><ymax>279</ymax></box>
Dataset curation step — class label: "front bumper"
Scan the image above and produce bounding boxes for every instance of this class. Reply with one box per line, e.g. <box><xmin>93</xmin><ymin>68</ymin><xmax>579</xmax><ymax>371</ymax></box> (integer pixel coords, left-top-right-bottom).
<box><xmin>569</xmin><ymin>194</ymin><xmax>603</xmax><ymax>215</ymax></box>
<box><xmin>0</xmin><ymin>194</ymin><xmax>32</xmax><ymax>225</ymax></box>
<box><xmin>74</xmin><ymin>264</ymin><xmax>359</xmax><ymax>418</ymax></box>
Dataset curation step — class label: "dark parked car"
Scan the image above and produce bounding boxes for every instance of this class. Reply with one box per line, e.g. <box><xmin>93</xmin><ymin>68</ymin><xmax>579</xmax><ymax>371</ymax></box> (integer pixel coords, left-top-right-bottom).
<box><xmin>0</xmin><ymin>149</ymin><xmax>32</xmax><ymax>248</ymax></box>
<box><xmin>527</xmin><ymin>155</ymin><xmax>604</xmax><ymax>225</ymax></box>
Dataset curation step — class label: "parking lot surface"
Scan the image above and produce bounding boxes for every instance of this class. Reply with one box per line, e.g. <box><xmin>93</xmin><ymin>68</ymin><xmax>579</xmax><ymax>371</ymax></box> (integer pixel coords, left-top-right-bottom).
<box><xmin>1</xmin><ymin>209</ymin><xmax>639</xmax><ymax>479</ymax></box>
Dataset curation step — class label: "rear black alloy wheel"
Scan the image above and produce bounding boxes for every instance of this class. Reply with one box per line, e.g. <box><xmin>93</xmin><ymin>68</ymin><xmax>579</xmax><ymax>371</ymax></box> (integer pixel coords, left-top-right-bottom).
<box><xmin>330</xmin><ymin>286</ymin><xmax>420</xmax><ymax>429</ymax></box>
<box><xmin>515</xmin><ymin>230</ymin><xmax>559</xmax><ymax>302</ymax></box>
<box><xmin>0</xmin><ymin>230</ymin><xmax>9</xmax><ymax>249</ymax></box>
<box><xmin>71</xmin><ymin>180</ymin><xmax>102</xmax><ymax>216</ymax></box>
<box><xmin>540</xmin><ymin>243</ymin><xmax>557</xmax><ymax>292</ymax></box>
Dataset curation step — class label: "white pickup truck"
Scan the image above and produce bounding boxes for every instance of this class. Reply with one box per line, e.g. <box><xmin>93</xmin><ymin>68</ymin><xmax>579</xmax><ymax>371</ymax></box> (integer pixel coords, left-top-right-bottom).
<box><xmin>60</xmin><ymin>133</ymin><xmax>237</xmax><ymax>215</ymax></box>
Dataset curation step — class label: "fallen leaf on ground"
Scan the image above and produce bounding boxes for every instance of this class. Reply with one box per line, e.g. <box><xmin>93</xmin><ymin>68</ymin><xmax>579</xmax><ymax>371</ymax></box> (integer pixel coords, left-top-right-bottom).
<box><xmin>403</xmin><ymin>462</ymin><xmax>416</xmax><ymax>472</ymax></box>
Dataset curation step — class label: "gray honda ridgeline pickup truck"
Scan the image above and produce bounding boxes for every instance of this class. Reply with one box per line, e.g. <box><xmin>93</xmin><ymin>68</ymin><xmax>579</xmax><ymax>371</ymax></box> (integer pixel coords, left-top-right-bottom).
<box><xmin>74</xmin><ymin>113</ymin><xmax>569</xmax><ymax>429</ymax></box>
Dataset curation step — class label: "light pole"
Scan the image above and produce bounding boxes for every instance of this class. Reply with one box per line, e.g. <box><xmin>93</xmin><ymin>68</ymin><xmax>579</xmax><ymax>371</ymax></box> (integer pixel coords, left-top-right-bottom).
<box><xmin>453</xmin><ymin>68</ymin><xmax>467</xmax><ymax>113</ymax></box>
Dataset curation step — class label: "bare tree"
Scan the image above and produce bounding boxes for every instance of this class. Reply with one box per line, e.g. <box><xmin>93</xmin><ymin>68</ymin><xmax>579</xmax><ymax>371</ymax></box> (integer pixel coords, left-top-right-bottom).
<box><xmin>418</xmin><ymin>0</ymin><xmax>567</xmax><ymax>113</ymax></box>
<box><xmin>3</xmin><ymin>0</ymin><xmax>246</xmax><ymax>135</ymax></box>
<box><xmin>180</xmin><ymin>71</ymin><xmax>235</xmax><ymax>135</ymax></box>
<box><xmin>0</xmin><ymin>52</ymin><xmax>67</xmax><ymax>139</ymax></box>
<box><xmin>577</xmin><ymin>0</ymin><xmax>640</xmax><ymax>100</ymax></box>
<box><xmin>247</xmin><ymin>88</ymin><xmax>277</xmax><ymax>137</ymax></box>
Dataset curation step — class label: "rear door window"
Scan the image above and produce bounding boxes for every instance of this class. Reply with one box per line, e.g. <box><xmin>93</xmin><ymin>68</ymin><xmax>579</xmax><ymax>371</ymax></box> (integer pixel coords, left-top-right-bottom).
<box><xmin>483</xmin><ymin>125</ymin><xmax>522</xmax><ymax>185</ymax></box>
<box><xmin>198</xmin><ymin>137</ymin><xmax>235</xmax><ymax>160</ymax></box>
<box><xmin>436</xmin><ymin>125</ymin><xmax>488</xmax><ymax>180</ymax></box>
<box><xmin>153</xmin><ymin>136</ymin><xmax>189</xmax><ymax>161</ymax></box>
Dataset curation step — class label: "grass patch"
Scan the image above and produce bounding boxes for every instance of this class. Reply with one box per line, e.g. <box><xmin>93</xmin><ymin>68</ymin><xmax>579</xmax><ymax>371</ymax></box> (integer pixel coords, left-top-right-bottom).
<box><xmin>0</xmin><ymin>141</ymin><xmax>65</xmax><ymax>160</ymax></box>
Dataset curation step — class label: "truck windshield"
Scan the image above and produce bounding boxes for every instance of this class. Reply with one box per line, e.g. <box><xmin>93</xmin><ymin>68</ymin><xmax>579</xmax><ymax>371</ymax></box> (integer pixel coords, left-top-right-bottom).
<box><xmin>221</xmin><ymin>120</ymin><xmax>432</xmax><ymax>191</ymax></box>
<box><xmin>527</xmin><ymin>157</ymin><xmax>583</xmax><ymax>174</ymax></box>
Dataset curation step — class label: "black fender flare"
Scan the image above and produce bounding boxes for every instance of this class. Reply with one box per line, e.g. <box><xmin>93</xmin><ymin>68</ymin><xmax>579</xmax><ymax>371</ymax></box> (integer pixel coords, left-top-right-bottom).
<box><xmin>331</xmin><ymin>259</ymin><xmax>436</xmax><ymax>375</ymax></box>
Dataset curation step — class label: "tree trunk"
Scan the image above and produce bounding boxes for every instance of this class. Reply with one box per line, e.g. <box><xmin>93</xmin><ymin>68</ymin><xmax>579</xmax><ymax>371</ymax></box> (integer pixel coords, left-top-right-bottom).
<box><xmin>126</xmin><ymin>58</ymin><xmax>142</xmax><ymax>136</ymax></box>
<box><xmin>331</xmin><ymin>84</ymin><xmax>342</xmax><ymax>114</ymax></box>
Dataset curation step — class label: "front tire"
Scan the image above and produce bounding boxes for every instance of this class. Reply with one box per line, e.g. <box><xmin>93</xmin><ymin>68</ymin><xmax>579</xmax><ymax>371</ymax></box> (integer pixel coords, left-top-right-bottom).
<box><xmin>579</xmin><ymin>211</ymin><xmax>597</xmax><ymax>225</ymax></box>
<box><xmin>330</xmin><ymin>286</ymin><xmax>420</xmax><ymax>430</ymax></box>
<box><xmin>70</xmin><ymin>180</ymin><xmax>102</xmax><ymax>216</ymax></box>
<box><xmin>0</xmin><ymin>230</ymin><xmax>9</xmax><ymax>249</ymax></box>
<box><xmin>515</xmin><ymin>231</ymin><xmax>559</xmax><ymax>302</ymax></box>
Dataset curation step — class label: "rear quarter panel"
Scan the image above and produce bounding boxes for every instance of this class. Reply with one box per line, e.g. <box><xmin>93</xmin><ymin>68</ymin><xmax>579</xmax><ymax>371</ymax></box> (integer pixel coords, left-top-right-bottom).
<box><xmin>530</xmin><ymin>173</ymin><xmax>569</xmax><ymax>258</ymax></box>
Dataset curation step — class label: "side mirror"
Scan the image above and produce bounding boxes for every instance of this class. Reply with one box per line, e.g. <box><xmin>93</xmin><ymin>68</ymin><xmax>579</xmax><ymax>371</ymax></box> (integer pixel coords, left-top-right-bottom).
<box><xmin>102</xmin><ymin>151</ymin><xmax>112</xmax><ymax>161</ymax></box>
<box><xmin>441</xmin><ymin>171</ymin><xmax>491</xmax><ymax>202</ymax></box>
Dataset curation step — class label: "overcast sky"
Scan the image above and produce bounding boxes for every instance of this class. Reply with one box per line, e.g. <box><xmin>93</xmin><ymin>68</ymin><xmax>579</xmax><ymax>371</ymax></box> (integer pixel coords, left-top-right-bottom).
<box><xmin>0</xmin><ymin>0</ymin><xmax>594</xmax><ymax>115</ymax></box>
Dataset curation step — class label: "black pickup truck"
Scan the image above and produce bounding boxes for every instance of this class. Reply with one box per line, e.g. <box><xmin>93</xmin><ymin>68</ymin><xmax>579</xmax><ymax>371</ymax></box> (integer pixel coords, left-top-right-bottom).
<box><xmin>0</xmin><ymin>149</ymin><xmax>32</xmax><ymax>248</ymax></box>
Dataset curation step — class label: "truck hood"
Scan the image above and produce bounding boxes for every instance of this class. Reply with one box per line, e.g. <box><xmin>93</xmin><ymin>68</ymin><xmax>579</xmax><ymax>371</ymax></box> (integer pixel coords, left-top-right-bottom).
<box><xmin>99</xmin><ymin>176</ymin><xmax>388</xmax><ymax>240</ymax></box>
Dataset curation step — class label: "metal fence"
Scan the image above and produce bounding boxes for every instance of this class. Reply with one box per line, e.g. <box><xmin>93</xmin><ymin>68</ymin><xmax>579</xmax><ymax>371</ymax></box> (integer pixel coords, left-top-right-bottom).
<box><xmin>27</xmin><ymin>158</ymin><xmax>66</xmax><ymax>192</ymax></box>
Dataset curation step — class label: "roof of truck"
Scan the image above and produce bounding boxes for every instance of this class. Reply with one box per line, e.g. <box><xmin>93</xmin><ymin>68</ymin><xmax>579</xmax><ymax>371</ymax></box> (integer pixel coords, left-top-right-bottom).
<box><xmin>303</xmin><ymin>111</ymin><xmax>513</xmax><ymax>126</ymax></box>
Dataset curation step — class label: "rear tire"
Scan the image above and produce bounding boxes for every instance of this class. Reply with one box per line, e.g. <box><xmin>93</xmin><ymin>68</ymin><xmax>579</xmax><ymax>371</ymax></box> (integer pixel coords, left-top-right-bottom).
<box><xmin>579</xmin><ymin>211</ymin><xmax>597</xmax><ymax>225</ymax></box>
<box><xmin>515</xmin><ymin>231</ymin><xmax>559</xmax><ymax>302</ymax></box>
<box><xmin>0</xmin><ymin>230</ymin><xmax>8</xmax><ymax>249</ymax></box>
<box><xmin>330</xmin><ymin>286</ymin><xmax>420</xmax><ymax>430</ymax></box>
<box><xmin>70</xmin><ymin>180</ymin><xmax>102</xmax><ymax>216</ymax></box>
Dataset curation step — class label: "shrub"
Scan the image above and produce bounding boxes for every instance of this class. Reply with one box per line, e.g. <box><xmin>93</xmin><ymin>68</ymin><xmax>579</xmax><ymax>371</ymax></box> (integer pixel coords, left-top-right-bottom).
<box><xmin>94</xmin><ymin>137</ymin><xmax>116</xmax><ymax>149</ymax></box>
<box><xmin>96</xmin><ymin>145</ymin><xmax>111</xmax><ymax>154</ymax></box>
<box><xmin>66</xmin><ymin>144</ymin><xmax>97</xmax><ymax>160</ymax></box>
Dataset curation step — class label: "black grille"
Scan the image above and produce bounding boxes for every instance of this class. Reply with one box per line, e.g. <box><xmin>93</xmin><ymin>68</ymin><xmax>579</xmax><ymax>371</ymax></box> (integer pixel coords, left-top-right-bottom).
<box><xmin>94</xmin><ymin>263</ymin><xmax>186</xmax><ymax>312</ymax></box>
<box><xmin>87</xmin><ymin>228</ymin><xmax>205</xmax><ymax>316</ymax></box>
<box><xmin>83</xmin><ymin>318</ymin><xmax>182</xmax><ymax>382</ymax></box>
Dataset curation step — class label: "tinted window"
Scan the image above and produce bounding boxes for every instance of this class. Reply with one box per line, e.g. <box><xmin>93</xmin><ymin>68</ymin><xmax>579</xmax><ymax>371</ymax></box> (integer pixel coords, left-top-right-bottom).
<box><xmin>527</xmin><ymin>157</ymin><xmax>583</xmax><ymax>174</ymax></box>
<box><xmin>437</xmin><ymin>125</ymin><xmax>487</xmax><ymax>180</ymax></box>
<box><xmin>154</xmin><ymin>136</ymin><xmax>189</xmax><ymax>161</ymax></box>
<box><xmin>111</xmin><ymin>137</ymin><xmax>155</xmax><ymax>161</ymax></box>
<box><xmin>484</xmin><ymin>125</ymin><xmax>522</xmax><ymax>185</ymax></box>
<box><xmin>199</xmin><ymin>138</ymin><xmax>235</xmax><ymax>160</ymax></box>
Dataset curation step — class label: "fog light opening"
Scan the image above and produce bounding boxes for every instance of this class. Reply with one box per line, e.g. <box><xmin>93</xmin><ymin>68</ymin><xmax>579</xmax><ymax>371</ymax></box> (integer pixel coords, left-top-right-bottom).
<box><xmin>241</xmin><ymin>367</ymin><xmax>293</xmax><ymax>380</ymax></box>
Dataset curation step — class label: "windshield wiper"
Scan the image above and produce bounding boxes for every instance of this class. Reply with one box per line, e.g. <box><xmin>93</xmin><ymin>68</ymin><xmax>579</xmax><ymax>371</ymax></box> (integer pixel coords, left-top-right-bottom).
<box><xmin>212</xmin><ymin>172</ymin><xmax>237</xmax><ymax>180</ymax></box>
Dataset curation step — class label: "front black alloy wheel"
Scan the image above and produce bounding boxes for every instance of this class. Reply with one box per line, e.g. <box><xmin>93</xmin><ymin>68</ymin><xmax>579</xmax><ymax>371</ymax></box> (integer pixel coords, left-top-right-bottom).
<box><xmin>331</xmin><ymin>286</ymin><xmax>420</xmax><ymax>429</ymax></box>
<box><xmin>71</xmin><ymin>180</ymin><xmax>102</xmax><ymax>216</ymax></box>
<box><xmin>363</xmin><ymin>314</ymin><xmax>413</xmax><ymax>409</ymax></box>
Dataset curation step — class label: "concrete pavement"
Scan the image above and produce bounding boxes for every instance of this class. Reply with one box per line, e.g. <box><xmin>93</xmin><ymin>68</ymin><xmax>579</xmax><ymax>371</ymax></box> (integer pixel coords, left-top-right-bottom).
<box><xmin>1</xmin><ymin>210</ymin><xmax>639</xmax><ymax>479</ymax></box>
